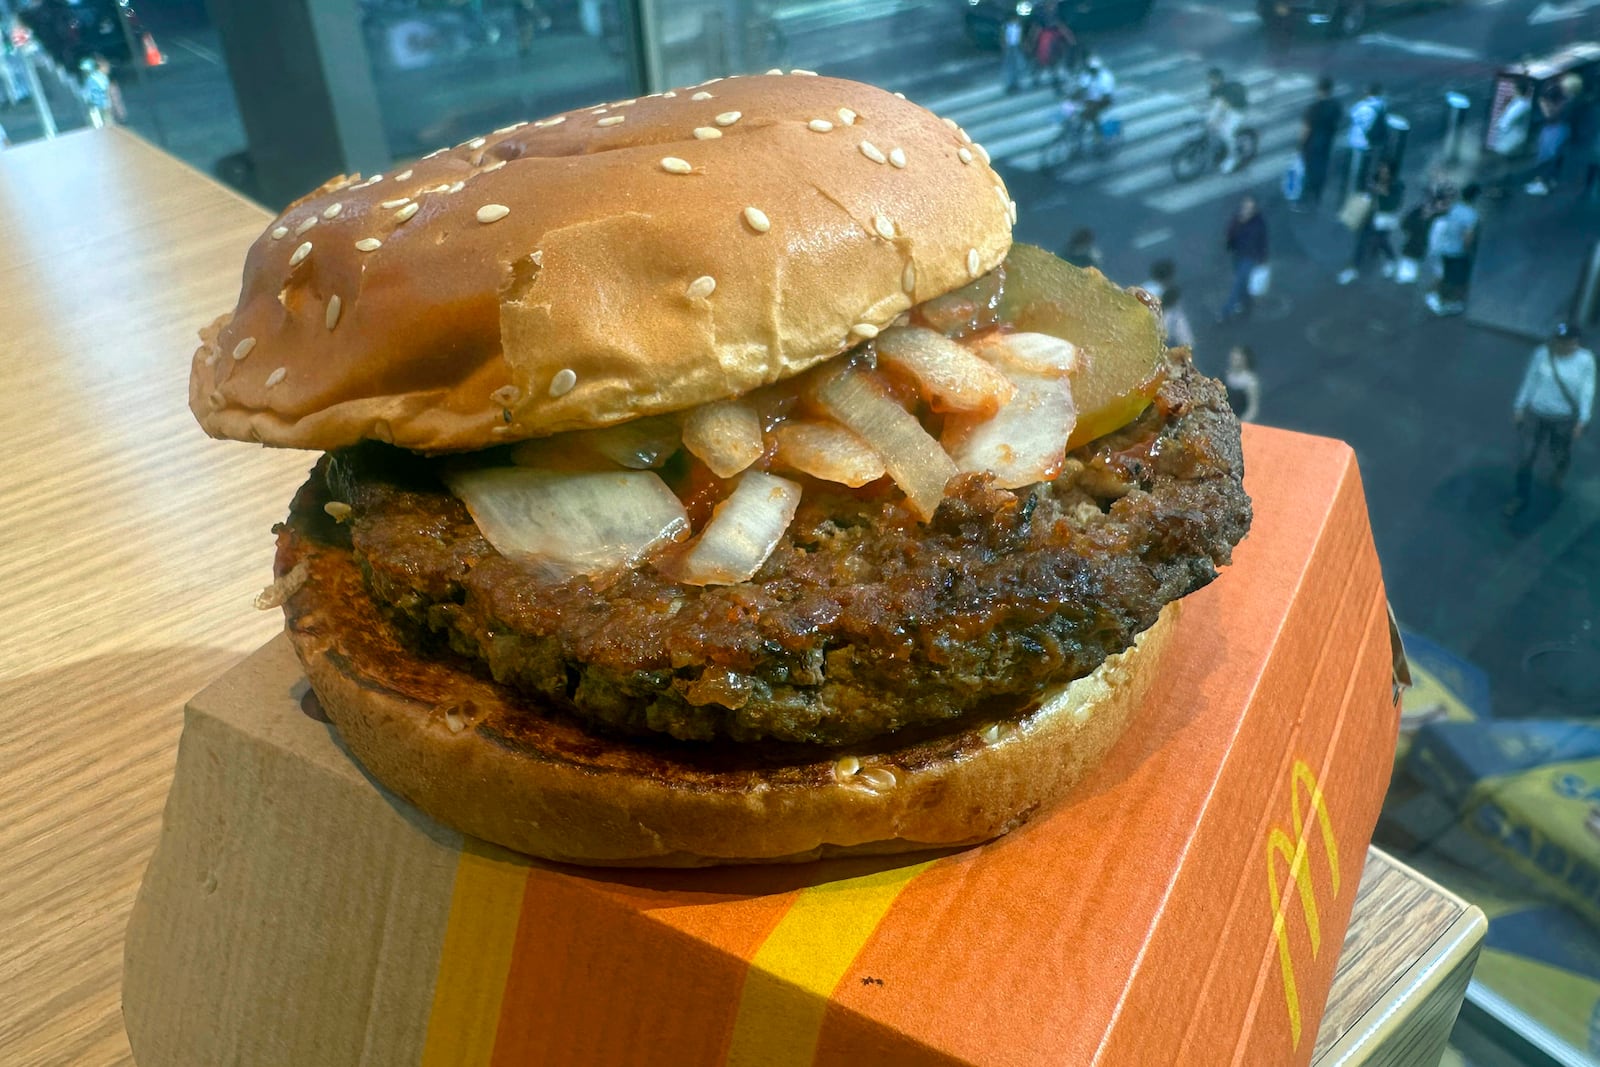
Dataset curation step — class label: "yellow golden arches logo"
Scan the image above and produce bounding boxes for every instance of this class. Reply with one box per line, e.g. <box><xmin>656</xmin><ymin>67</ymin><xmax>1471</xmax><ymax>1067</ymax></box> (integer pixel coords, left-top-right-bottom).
<box><xmin>1266</xmin><ymin>760</ymin><xmax>1341</xmax><ymax>1050</ymax></box>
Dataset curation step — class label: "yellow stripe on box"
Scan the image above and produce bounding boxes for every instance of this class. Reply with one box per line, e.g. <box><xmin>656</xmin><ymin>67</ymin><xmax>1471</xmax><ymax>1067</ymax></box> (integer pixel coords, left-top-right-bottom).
<box><xmin>726</xmin><ymin>860</ymin><xmax>935</xmax><ymax>1067</ymax></box>
<box><xmin>420</xmin><ymin>841</ymin><xmax>531</xmax><ymax>1067</ymax></box>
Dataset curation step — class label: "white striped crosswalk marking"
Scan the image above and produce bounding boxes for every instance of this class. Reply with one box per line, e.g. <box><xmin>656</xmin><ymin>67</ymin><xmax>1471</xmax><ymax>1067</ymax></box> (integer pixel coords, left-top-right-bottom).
<box><xmin>906</xmin><ymin>44</ymin><xmax>1331</xmax><ymax>216</ymax></box>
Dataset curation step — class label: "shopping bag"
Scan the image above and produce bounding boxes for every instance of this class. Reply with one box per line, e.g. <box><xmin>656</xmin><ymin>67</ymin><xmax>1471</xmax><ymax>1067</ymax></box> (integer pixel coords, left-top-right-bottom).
<box><xmin>1339</xmin><ymin>192</ymin><xmax>1373</xmax><ymax>231</ymax></box>
<box><xmin>1372</xmin><ymin>210</ymin><xmax>1400</xmax><ymax>232</ymax></box>
<box><xmin>1281</xmin><ymin>154</ymin><xmax>1305</xmax><ymax>201</ymax></box>
<box><xmin>1248</xmin><ymin>263</ymin><xmax>1272</xmax><ymax>297</ymax></box>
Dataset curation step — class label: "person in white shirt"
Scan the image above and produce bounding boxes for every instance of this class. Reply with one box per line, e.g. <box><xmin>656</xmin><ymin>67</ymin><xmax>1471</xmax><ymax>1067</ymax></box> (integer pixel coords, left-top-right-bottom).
<box><xmin>1077</xmin><ymin>54</ymin><xmax>1115</xmax><ymax>137</ymax></box>
<box><xmin>1506</xmin><ymin>321</ymin><xmax>1595</xmax><ymax>515</ymax></box>
<box><xmin>1224</xmin><ymin>345</ymin><xmax>1261</xmax><ymax>423</ymax></box>
<box><xmin>1344</xmin><ymin>84</ymin><xmax>1386</xmax><ymax>190</ymax></box>
<box><xmin>1160</xmin><ymin>285</ymin><xmax>1196</xmax><ymax>351</ymax></box>
<box><xmin>1488</xmin><ymin>80</ymin><xmax>1533</xmax><ymax>159</ymax></box>
<box><xmin>1001</xmin><ymin>16</ymin><xmax>1025</xmax><ymax>95</ymax></box>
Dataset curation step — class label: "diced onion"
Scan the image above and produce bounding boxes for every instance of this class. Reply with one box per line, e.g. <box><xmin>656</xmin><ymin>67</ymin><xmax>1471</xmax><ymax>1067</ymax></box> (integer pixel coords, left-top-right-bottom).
<box><xmin>682</xmin><ymin>399</ymin><xmax>765</xmax><ymax>478</ymax></box>
<box><xmin>669</xmin><ymin>471</ymin><xmax>801</xmax><ymax>586</ymax></box>
<box><xmin>942</xmin><ymin>373</ymin><xmax>1077</xmax><ymax>489</ymax></box>
<box><xmin>510</xmin><ymin>415</ymin><xmax>681</xmax><ymax>471</ymax></box>
<box><xmin>769</xmin><ymin>419</ymin><xmax>887</xmax><ymax>487</ymax></box>
<box><xmin>971</xmin><ymin>332</ymin><xmax>1080</xmax><ymax>378</ymax></box>
<box><xmin>442</xmin><ymin>466</ymin><xmax>689</xmax><ymax>580</ymax></box>
<box><xmin>874</xmin><ymin>326</ymin><xmax>1016</xmax><ymax>415</ymax></box>
<box><xmin>815</xmin><ymin>369</ymin><xmax>958</xmax><ymax>520</ymax></box>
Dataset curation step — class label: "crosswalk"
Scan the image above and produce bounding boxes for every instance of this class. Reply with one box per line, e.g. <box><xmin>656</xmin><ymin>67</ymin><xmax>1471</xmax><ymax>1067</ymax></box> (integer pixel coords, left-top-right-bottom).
<box><xmin>902</xmin><ymin>43</ymin><xmax>1330</xmax><ymax>216</ymax></box>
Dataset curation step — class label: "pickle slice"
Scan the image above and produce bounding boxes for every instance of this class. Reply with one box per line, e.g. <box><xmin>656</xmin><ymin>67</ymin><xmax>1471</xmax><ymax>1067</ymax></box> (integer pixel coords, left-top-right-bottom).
<box><xmin>996</xmin><ymin>244</ymin><xmax>1166</xmax><ymax>450</ymax></box>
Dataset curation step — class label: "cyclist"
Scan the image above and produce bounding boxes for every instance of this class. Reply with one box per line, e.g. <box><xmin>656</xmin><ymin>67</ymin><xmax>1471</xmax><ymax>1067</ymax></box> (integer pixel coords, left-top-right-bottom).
<box><xmin>1205</xmin><ymin>67</ymin><xmax>1249</xmax><ymax>173</ymax></box>
<box><xmin>1078</xmin><ymin>54</ymin><xmax>1116</xmax><ymax>134</ymax></box>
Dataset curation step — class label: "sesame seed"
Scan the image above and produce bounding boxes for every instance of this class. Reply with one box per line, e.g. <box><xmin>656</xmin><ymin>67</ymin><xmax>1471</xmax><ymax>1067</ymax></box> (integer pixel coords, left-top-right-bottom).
<box><xmin>850</xmin><ymin>322</ymin><xmax>879</xmax><ymax>339</ymax></box>
<box><xmin>484</xmin><ymin>160</ymin><xmax>507</xmax><ymax>172</ymax></box>
<box><xmin>902</xmin><ymin>261</ymin><xmax>916</xmax><ymax>293</ymax></box>
<box><xmin>660</xmin><ymin>156</ymin><xmax>692</xmax><ymax>174</ymax></box>
<box><xmin>958</xmin><ymin>147</ymin><xmax>973</xmax><ymax>165</ymax></box>
<box><xmin>270</xmin><ymin>226</ymin><xmax>288</xmax><ymax>240</ymax></box>
<box><xmin>808</xmin><ymin>119</ymin><xmax>833</xmax><ymax>132</ymax></box>
<box><xmin>289</xmin><ymin>241</ymin><xmax>313</xmax><ymax>266</ymax></box>
<box><xmin>941</xmin><ymin>117</ymin><xmax>958</xmax><ymax>130</ymax></box>
<box><xmin>967</xmin><ymin>248</ymin><xmax>980</xmax><ymax>276</ymax></box>
<box><xmin>1008</xmin><ymin>200</ymin><xmax>1018</xmax><ymax>224</ymax></box>
<box><xmin>533</xmin><ymin>115</ymin><xmax>566</xmax><ymax>127</ymax></box>
<box><xmin>323</xmin><ymin>501</ymin><xmax>353</xmax><ymax>522</ymax></box>
<box><xmin>765</xmin><ymin>67</ymin><xmax>783</xmax><ymax>74</ymax></box>
<box><xmin>691</xmin><ymin>91</ymin><xmax>714</xmax><ymax>100</ymax></box>
<box><xmin>355</xmin><ymin>237</ymin><xmax>382</xmax><ymax>252</ymax></box>
<box><xmin>394</xmin><ymin>202</ymin><xmax>420</xmax><ymax>222</ymax></box>
<box><xmin>859</xmin><ymin>140</ymin><xmax>886</xmax><ymax>164</ymax></box>
<box><xmin>295</xmin><ymin>216</ymin><xmax>318</xmax><ymax>236</ymax></box>
<box><xmin>715</xmin><ymin>111</ymin><xmax>742</xmax><ymax>126</ymax></box>
<box><xmin>889</xmin><ymin>147</ymin><xmax>906</xmax><ymax>168</ymax></box>
<box><xmin>662</xmin><ymin>90</ymin><xmax>677</xmax><ymax>98</ymax></box>
<box><xmin>265</xmin><ymin>367</ymin><xmax>287</xmax><ymax>388</ymax></box>
<box><xmin>323</xmin><ymin>202</ymin><xmax>344</xmax><ymax>219</ymax></box>
<box><xmin>686</xmin><ymin>275</ymin><xmax>716</xmax><ymax>300</ymax></box>
<box><xmin>793</xmin><ymin>68</ymin><xmax>818</xmax><ymax>76</ymax></box>
<box><xmin>477</xmin><ymin>203</ymin><xmax>511</xmax><ymax>224</ymax></box>
<box><xmin>467</xmin><ymin>137</ymin><xmax>487</xmax><ymax>149</ymax></box>
<box><xmin>597</xmin><ymin>115</ymin><xmax>625</xmax><ymax>126</ymax></box>
<box><xmin>424</xmin><ymin>147</ymin><xmax>447</xmax><ymax>158</ymax></box>
<box><xmin>837</xmin><ymin>107</ymin><xmax>856</xmax><ymax>125</ymax></box>
<box><xmin>958</xmin><ymin>127</ymin><xmax>973</xmax><ymax>144</ymax></box>
<box><xmin>493</xmin><ymin>122</ymin><xmax>525</xmax><ymax>134</ymax></box>
<box><xmin>397</xmin><ymin>170</ymin><xmax>416</xmax><ymax>182</ymax></box>
<box><xmin>491</xmin><ymin>384</ymin><xmax>522</xmax><ymax>406</ymax></box>
<box><xmin>367</xmin><ymin>173</ymin><xmax>385</xmax><ymax>183</ymax></box>
<box><xmin>693</xmin><ymin>126</ymin><xmax>722</xmax><ymax>139</ymax></box>
<box><xmin>549</xmin><ymin>368</ymin><xmax>578</xmax><ymax>397</ymax></box>
<box><xmin>232</xmin><ymin>337</ymin><xmax>256</xmax><ymax>361</ymax></box>
<box><xmin>872</xmin><ymin>214</ymin><xmax>894</xmax><ymax>240</ymax></box>
<box><xmin>859</xmin><ymin>766</ymin><xmax>896</xmax><ymax>791</ymax></box>
<box><xmin>381</xmin><ymin>197</ymin><xmax>411</xmax><ymax>209</ymax></box>
<box><xmin>325</xmin><ymin>294</ymin><xmax>342</xmax><ymax>330</ymax></box>
<box><xmin>743</xmin><ymin>206</ymin><xmax>770</xmax><ymax>233</ymax></box>
<box><xmin>973</xmin><ymin>143</ymin><xmax>991</xmax><ymax>164</ymax></box>
<box><xmin>893</xmin><ymin>91</ymin><xmax>906</xmax><ymax>98</ymax></box>
<box><xmin>701</xmin><ymin>77</ymin><xmax>724</xmax><ymax>84</ymax></box>
<box><xmin>833</xmin><ymin>756</ymin><xmax>861</xmax><ymax>779</ymax></box>
<box><xmin>612</xmin><ymin>98</ymin><xmax>636</xmax><ymax>107</ymax></box>
<box><xmin>448</xmin><ymin>180</ymin><xmax>466</xmax><ymax>194</ymax></box>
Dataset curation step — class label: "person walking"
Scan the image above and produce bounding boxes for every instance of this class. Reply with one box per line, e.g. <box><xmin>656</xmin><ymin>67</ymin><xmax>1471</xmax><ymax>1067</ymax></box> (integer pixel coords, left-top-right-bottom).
<box><xmin>1224</xmin><ymin>345</ymin><xmax>1261</xmax><ymax>423</ymax></box>
<box><xmin>1396</xmin><ymin>183</ymin><xmax>1449</xmax><ymax>284</ymax></box>
<box><xmin>1343</xmin><ymin>84</ymin><xmax>1387</xmax><ymax>195</ymax></box>
<box><xmin>1525</xmin><ymin>86</ymin><xmax>1572</xmax><ymax>196</ymax></box>
<box><xmin>1061</xmin><ymin>227</ymin><xmax>1103</xmax><ymax>268</ymax></box>
<box><xmin>1485</xmin><ymin>79</ymin><xmax>1533</xmax><ymax>195</ymax></box>
<box><xmin>1338</xmin><ymin>160</ymin><xmax>1404</xmax><ymax>284</ymax></box>
<box><xmin>1505</xmin><ymin>322</ymin><xmax>1595</xmax><ymax>515</ymax></box>
<box><xmin>1220</xmin><ymin>195</ymin><xmax>1268</xmax><ymax>321</ymax></box>
<box><xmin>80</xmin><ymin>56</ymin><xmax>123</xmax><ymax>128</ymax></box>
<box><xmin>1001</xmin><ymin>14</ymin><xmax>1026</xmax><ymax>94</ymax></box>
<box><xmin>1162</xmin><ymin>285</ymin><xmax>1197</xmax><ymax>349</ymax></box>
<box><xmin>1296</xmin><ymin>77</ymin><xmax>1342</xmax><ymax>210</ymax></box>
<box><xmin>1425</xmin><ymin>183</ymin><xmax>1479</xmax><ymax>316</ymax></box>
<box><xmin>1139</xmin><ymin>258</ymin><xmax>1176</xmax><ymax>301</ymax></box>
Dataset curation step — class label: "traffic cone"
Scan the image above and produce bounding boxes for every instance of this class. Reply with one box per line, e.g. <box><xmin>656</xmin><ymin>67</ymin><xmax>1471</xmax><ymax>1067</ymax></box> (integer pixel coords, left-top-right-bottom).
<box><xmin>142</xmin><ymin>33</ymin><xmax>165</xmax><ymax>67</ymax></box>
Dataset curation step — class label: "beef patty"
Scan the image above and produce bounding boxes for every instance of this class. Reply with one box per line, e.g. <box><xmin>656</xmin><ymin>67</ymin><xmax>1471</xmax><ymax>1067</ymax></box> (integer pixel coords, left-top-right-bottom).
<box><xmin>278</xmin><ymin>355</ymin><xmax>1251</xmax><ymax>746</ymax></box>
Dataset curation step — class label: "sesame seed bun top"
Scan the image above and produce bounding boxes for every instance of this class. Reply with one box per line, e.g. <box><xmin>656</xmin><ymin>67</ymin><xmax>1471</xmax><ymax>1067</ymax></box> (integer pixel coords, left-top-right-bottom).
<box><xmin>190</xmin><ymin>73</ymin><xmax>1015</xmax><ymax>453</ymax></box>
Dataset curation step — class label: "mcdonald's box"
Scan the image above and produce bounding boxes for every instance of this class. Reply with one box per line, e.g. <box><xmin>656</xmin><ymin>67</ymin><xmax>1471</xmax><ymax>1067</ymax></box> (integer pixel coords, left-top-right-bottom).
<box><xmin>123</xmin><ymin>425</ymin><xmax>1402</xmax><ymax>1067</ymax></box>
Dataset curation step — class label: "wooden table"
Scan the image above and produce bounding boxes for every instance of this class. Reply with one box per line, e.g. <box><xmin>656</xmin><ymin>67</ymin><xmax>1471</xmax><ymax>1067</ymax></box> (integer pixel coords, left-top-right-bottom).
<box><xmin>0</xmin><ymin>128</ymin><xmax>1484</xmax><ymax>1066</ymax></box>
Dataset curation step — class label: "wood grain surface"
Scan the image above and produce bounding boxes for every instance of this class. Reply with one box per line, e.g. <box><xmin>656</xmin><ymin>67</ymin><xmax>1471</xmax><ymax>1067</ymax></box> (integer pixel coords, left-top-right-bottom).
<box><xmin>0</xmin><ymin>129</ymin><xmax>1480</xmax><ymax>1067</ymax></box>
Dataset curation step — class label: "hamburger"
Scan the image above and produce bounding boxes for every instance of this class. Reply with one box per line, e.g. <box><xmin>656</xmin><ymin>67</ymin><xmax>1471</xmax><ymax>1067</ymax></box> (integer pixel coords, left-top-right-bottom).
<box><xmin>190</xmin><ymin>74</ymin><xmax>1251</xmax><ymax>866</ymax></box>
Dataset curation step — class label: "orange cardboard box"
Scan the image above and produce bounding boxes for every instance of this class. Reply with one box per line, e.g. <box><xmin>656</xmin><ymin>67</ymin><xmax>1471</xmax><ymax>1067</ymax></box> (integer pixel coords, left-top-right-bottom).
<box><xmin>123</xmin><ymin>424</ymin><xmax>1401</xmax><ymax>1066</ymax></box>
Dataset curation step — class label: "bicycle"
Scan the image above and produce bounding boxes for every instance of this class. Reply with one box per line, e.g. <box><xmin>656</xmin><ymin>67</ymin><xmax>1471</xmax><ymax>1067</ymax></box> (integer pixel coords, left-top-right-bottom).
<box><xmin>1043</xmin><ymin>98</ymin><xmax>1122</xmax><ymax>180</ymax></box>
<box><xmin>1169</xmin><ymin>122</ymin><xmax>1259</xmax><ymax>183</ymax></box>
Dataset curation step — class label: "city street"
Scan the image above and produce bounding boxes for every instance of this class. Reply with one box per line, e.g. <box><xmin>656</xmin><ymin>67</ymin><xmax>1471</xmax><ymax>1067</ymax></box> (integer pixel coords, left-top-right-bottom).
<box><xmin>2</xmin><ymin>0</ymin><xmax>1595</xmax><ymax>719</ymax></box>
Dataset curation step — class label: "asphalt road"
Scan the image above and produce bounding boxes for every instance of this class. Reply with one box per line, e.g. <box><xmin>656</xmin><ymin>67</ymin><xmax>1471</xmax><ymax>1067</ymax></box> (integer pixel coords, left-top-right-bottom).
<box><xmin>2</xmin><ymin>0</ymin><xmax>1595</xmax><ymax>719</ymax></box>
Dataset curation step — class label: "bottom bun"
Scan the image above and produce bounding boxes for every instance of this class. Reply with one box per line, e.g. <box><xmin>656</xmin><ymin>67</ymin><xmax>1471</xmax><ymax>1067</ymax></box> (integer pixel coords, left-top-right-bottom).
<box><xmin>280</xmin><ymin>529</ymin><xmax>1176</xmax><ymax>867</ymax></box>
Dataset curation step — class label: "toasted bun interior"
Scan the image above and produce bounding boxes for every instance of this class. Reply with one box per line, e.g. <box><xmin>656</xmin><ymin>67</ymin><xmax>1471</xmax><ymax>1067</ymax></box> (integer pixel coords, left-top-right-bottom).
<box><xmin>280</xmin><ymin>530</ymin><xmax>1173</xmax><ymax>866</ymax></box>
<box><xmin>193</xmin><ymin>75</ymin><xmax>1014</xmax><ymax>454</ymax></box>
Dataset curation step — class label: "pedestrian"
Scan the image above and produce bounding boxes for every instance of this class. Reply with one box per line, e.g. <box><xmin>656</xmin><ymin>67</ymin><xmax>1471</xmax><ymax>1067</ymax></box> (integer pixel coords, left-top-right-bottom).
<box><xmin>1061</xmin><ymin>227</ymin><xmax>1103</xmax><ymax>269</ymax></box>
<box><xmin>1032</xmin><ymin>17</ymin><xmax>1069</xmax><ymax>96</ymax></box>
<box><xmin>1220</xmin><ymin>195</ymin><xmax>1268</xmax><ymax>321</ymax></box>
<box><xmin>80</xmin><ymin>56</ymin><xmax>123</xmax><ymax>128</ymax></box>
<box><xmin>1139</xmin><ymin>258</ymin><xmax>1176</xmax><ymax>301</ymax></box>
<box><xmin>1396</xmin><ymin>182</ymin><xmax>1450</xmax><ymax>284</ymax></box>
<box><xmin>513</xmin><ymin>0</ymin><xmax>553</xmax><ymax>56</ymax></box>
<box><xmin>1338</xmin><ymin>159</ymin><xmax>1403</xmax><ymax>284</ymax></box>
<box><xmin>1485</xmin><ymin>78</ymin><xmax>1533</xmax><ymax>195</ymax></box>
<box><xmin>1225</xmin><ymin>345</ymin><xmax>1261</xmax><ymax>423</ymax></box>
<box><xmin>1342</xmin><ymin>83</ymin><xmax>1387</xmax><ymax>195</ymax></box>
<box><xmin>1001</xmin><ymin>14</ymin><xmax>1026</xmax><ymax>95</ymax></box>
<box><xmin>1296</xmin><ymin>76</ymin><xmax>1342</xmax><ymax>210</ymax></box>
<box><xmin>1162</xmin><ymin>285</ymin><xmax>1197</xmax><ymax>349</ymax></box>
<box><xmin>1425</xmin><ymin>183</ymin><xmax>1479</xmax><ymax>317</ymax></box>
<box><xmin>1504</xmin><ymin>322</ymin><xmax>1595</xmax><ymax>515</ymax></box>
<box><xmin>1525</xmin><ymin>85</ymin><xmax>1572</xmax><ymax>196</ymax></box>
